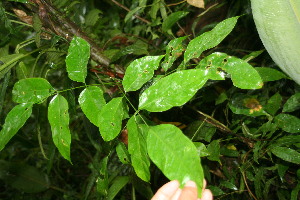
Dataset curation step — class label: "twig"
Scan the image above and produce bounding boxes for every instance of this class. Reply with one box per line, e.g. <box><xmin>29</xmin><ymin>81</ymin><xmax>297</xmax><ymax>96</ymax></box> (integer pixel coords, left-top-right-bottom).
<box><xmin>111</xmin><ymin>0</ymin><xmax>151</xmax><ymax>24</ymax></box>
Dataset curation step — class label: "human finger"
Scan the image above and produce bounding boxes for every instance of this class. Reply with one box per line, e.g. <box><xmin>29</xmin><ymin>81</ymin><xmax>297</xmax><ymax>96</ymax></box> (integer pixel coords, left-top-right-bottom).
<box><xmin>152</xmin><ymin>180</ymin><xmax>180</xmax><ymax>200</ymax></box>
<box><xmin>199</xmin><ymin>189</ymin><xmax>213</xmax><ymax>200</ymax></box>
<box><xmin>178</xmin><ymin>180</ymin><xmax>198</xmax><ymax>200</ymax></box>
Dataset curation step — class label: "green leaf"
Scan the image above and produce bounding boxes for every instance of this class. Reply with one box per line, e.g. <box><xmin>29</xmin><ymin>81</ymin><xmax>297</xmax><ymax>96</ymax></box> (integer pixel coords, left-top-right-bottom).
<box><xmin>98</xmin><ymin>97</ymin><xmax>128</xmax><ymax>141</ymax></box>
<box><xmin>85</xmin><ymin>9</ymin><xmax>102</xmax><ymax>27</ymax></box>
<box><xmin>282</xmin><ymin>92</ymin><xmax>300</xmax><ymax>112</ymax></box>
<box><xmin>184</xmin><ymin>16</ymin><xmax>239</xmax><ymax>63</ymax></box>
<box><xmin>150</xmin><ymin>0</ymin><xmax>160</xmax><ymax>20</ymax></box>
<box><xmin>0</xmin><ymin>54</ymin><xmax>24</xmax><ymax>79</ymax></box>
<box><xmin>122</xmin><ymin>55</ymin><xmax>164</xmax><ymax>92</ymax></box>
<box><xmin>271</xmin><ymin>146</ymin><xmax>300</xmax><ymax>164</ymax></box>
<box><xmin>291</xmin><ymin>182</ymin><xmax>300</xmax><ymax>200</ymax></box>
<box><xmin>12</xmin><ymin>78</ymin><xmax>54</xmax><ymax>104</ymax></box>
<box><xmin>147</xmin><ymin>124</ymin><xmax>204</xmax><ymax>197</ymax></box>
<box><xmin>48</xmin><ymin>95</ymin><xmax>72</xmax><ymax>162</ymax></box>
<box><xmin>116</xmin><ymin>142</ymin><xmax>131</xmax><ymax>164</ymax></box>
<box><xmin>0</xmin><ymin>160</ymin><xmax>50</xmax><ymax>193</ymax></box>
<box><xmin>127</xmin><ymin>116</ymin><xmax>150</xmax><ymax>182</ymax></box>
<box><xmin>65</xmin><ymin>36</ymin><xmax>90</xmax><ymax>83</ymax></box>
<box><xmin>78</xmin><ymin>86</ymin><xmax>106</xmax><ymax>126</ymax></box>
<box><xmin>139</xmin><ymin>69</ymin><xmax>208</xmax><ymax>112</ymax></box>
<box><xmin>0</xmin><ymin>103</ymin><xmax>32</xmax><ymax>151</ymax></box>
<box><xmin>96</xmin><ymin>157</ymin><xmax>109</xmax><ymax>196</ymax></box>
<box><xmin>8</xmin><ymin>0</ymin><xmax>29</xmax><ymax>2</ymax></box>
<box><xmin>198</xmin><ymin>52</ymin><xmax>263</xmax><ymax>89</ymax></box>
<box><xmin>194</xmin><ymin>142</ymin><xmax>210</xmax><ymax>157</ymax></box>
<box><xmin>107</xmin><ymin>176</ymin><xmax>130</xmax><ymax>200</ymax></box>
<box><xmin>265</xmin><ymin>92</ymin><xmax>282</xmax><ymax>116</ymax></box>
<box><xmin>162</xmin><ymin>11</ymin><xmax>189</xmax><ymax>33</ymax></box>
<box><xmin>125</xmin><ymin>7</ymin><xmax>142</xmax><ymax>23</ymax></box>
<box><xmin>255</xmin><ymin>67</ymin><xmax>287</xmax><ymax>82</ymax></box>
<box><xmin>274</xmin><ymin>113</ymin><xmax>300</xmax><ymax>133</ymax></box>
<box><xmin>207</xmin><ymin>140</ymin><xmax>221</xmax><ymax>163</ymax></box>
<box><xmin>162</xmin><ymin>36</ymin><xmax>187</xmax><ymax>71</ymax></box>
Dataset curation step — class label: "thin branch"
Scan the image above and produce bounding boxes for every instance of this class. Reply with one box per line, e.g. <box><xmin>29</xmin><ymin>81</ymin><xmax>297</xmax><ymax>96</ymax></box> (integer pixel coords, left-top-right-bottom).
<box><xmin>111</xmin><ymin>0</ymin><xmax>151</xmax><ymax>24</ymax></box>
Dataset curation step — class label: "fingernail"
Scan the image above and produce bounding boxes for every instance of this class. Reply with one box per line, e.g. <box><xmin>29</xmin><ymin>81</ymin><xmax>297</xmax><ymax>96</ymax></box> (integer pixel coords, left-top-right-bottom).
<box><xmin>185</xmin><ymin>180</ymin><xmax>197</xmax><ymax>188</ymax></box>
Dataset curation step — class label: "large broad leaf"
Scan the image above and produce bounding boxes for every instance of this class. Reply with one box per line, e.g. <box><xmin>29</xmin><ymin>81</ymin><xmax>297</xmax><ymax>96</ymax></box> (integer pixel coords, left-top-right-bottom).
<box><xmin>271</xmin><ymin>146</ymin><xmax>300</xmax><ymax>164</ymax></box>
<box><xmin>0</xmin><ymin>103</ymin><xmax>32</xmax><ymax>151</ymax></box>
<box><xmin>0</xmin><ymin>160</ymin><xmax>50</xmax><ymax>193</ymax></box>
<box><xmin>65</xmin><ymin>36</ymin><xmax>90</xmax><ymax>83</ymax></box>
<box><xmin>274</xmin><ymin>113</ymin><xmax>300</xmax><ymax>133</ymax></box>
<box><xmin>48</xmin><ymin>95</ymin><xmax>71</xmax><ymax>162</ymax></box>
<box><xmin>127</xmin><ymin>116</ymin><xmax>150</xmax><ymax>182</ymax></box>
<box><xmin>122</xmin><ymin>55</ymin><xmax>164</xmax><ymax>92</ymax></box>
<box><xmin>147</xmin><ymin>124</ymin><xmax>204</xmax><ymax>197</ymax></box>
<box><xmin>162</xmin><ymin>11</ymin><xmax>189</xmax><ymax>34</ymax></box>
<box><xmin>139</xmin><ymin>69</ymin><xmax>208</xmax><ymax>112</ymax></box>
<box><xmin>197</xmin><ymin>52</ymin><xmax>263</xmax><ymax>89</ymax></box>
<box><xmin>12</xmin><ymin>78</ymin><xmax>54</xmax><ymax>104</ymax></box>
<box><xmin>98</xmin><ymin>97</ymin><xmax>128</xmax><ymax>141</ymax></box>
<box><xmin>78</xmin><ymin>86</ymin><xmax>106</xmax><ymax>126</ymax></box>
<box><xmin>184</xmin><ymin>16</ymin><xmax>239</xmax><ymax>63</ymax></box>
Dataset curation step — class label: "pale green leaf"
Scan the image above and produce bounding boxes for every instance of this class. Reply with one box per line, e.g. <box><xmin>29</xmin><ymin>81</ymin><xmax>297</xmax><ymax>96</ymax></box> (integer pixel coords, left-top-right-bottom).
<box><xmin>150</xmin><ymin>0</ymin><xmax>160</xmax><ymax>20</ymax></box>
<box><xmin>271</xmin><ymin>146</ymin><xmax>300</xmax><ymax>164</ymax></box>
<box><xmin>207</xmin><ymin>140</ymin><xmax>221</xmax><ymax>163</ymax></box>
<box><xmin>65</xmin><ymin>36</ymin><xmax>90</xmax><ymax>83</ymax></box>
<box><xmin>125</xmin><ymin>7</ymin><xmax>142</xmax><ymax>23</ymax></box>
<box><xmin>139</xmin><ymin>69</ymin><xmax>208</xmax><ymax>112</ymax></box>
<box><xmin>162</xmin><ymin>11</ymin><xmax>189</xmax><ymax>33</ymax></box>
<box><xmin>184</xmin><ymin>16</ymin><xmax>239</xmax><ymax>63</ymax></box>
<box><xmin>127</xmin><ymin>116</ymin><xmax>150</xmax><ymax>182</ymax></box>
<box><xmin>0</xmin><ymin>103</ymin><xmax>32</xmax><ymax>151</ymax></box>
<box><xmin>123</xmin><ymin>55</ymin><xmax>164</xmax><ymax>92</ymax></box>
<box><xmin>98</xmin><ymin>97</ymin><xmax>128</xmax><ymax>141</ymax></box>
<box><xmin>85</xmin><ymin>9</ymin><xmax>102</xmax><ymax>27</ymax></box>
<box><xmin>265</xmin><ymin>92</ymin><xmax>282</xmax><ymax>116</ymax></box>
<box><xmin>147</xmin><ymin>124</ymin><xmax>204</xmax><ymax>197</ymax></box>
<box><xmin>78</xmin><ymin>86</ymin><xmax>106</xmax><ymax>126</ymax></box>
<box><xmin>48</xmin><ymin>95</ymin><xmax>71</xmax><ymax>162</ymax></box>
<box><xmin>12</xmin><ymin>78</ymin><xmax>54</xmax><ymax>104</ymax></box>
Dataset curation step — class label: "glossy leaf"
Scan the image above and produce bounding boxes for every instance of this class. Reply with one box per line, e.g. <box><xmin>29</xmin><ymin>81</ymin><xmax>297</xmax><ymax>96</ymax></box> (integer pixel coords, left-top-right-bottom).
<box><xmin>282</xmin><ymin>92</ymin><xmax>300</xmax><ymax>112</ymax></box>
<box><xmin>255</xmin><ymin>67</ymin><xmax>287</xmax><ymax>82</ymax></box>
<box><xmin>147</xmin><ymin>124</ymin><xmax>204</xmax><ymax>196</ymax></box>
<box><xmin>162</xmin><ymin>36</ymin><xmax>187</xmax><ymax>71</ymax></box>
<box><xmin>65</xmin><ymin>36</ymin><xmax>90</xmax><ymax>83</ymax></box>
<box><xmin>127</xmin><ymin>116</ymin><xmax>150</xmax><ymax>182</ymax></box>
<box><xmin>12</xmin><ymin>78</ymin><xmax>54</xmax><ymax>104</ymax></box>
<box><xmin>162</xmin><ymin>11</ymin><xmax>189</xmax><ymax>33</ymax></box>
<box><xmin>48</xmin><ymin>95</ymin><xmax>71</xmax><ymax>162</ymax></box>
<box><xmin>194</xmin><ymin>142</ymin><xmax>210</xmax><ymax>157</ymax></box>
<box><xmin>274</xmin><ymin>113</ymin><xmax>300</xmax><ymax>133</ymax></box>
<box><xmin>98</xmin><ymin>97</ymin><xmax>128</xmax><ymax>141</ymax></box>
<box><xmin>0</xmin><ymin>103</ymin><xmax>32</xmax><ymax>151</ymax></box>
<box><xmin>198</xmin><ymin>52</ymin><xmax>263</xmax><ymax>89</ymax></box>
<box><xmin>116</xmin><ymin>142</ymin><xmax>131</xmax><ymax>164</ymax></box>
<box><xmin>123</xmin><ymin>55</ymin><xmax>164</xmax><ymax>92</ymax></box>
<box><xmin>184</xmin><ymin>16</ymin><xmax>239</xmax><ymax>63</ymax></box>
<box><xmin>271</xmin><ymin>146</ymin><xmax>300</xmax><ymax>164</ymax></box>
<box><xmin>78</xmin><ymin>86</ymin><xmax>106</xmax><ymax>126</ymax></box>
<box><xmin>139</xmin><ymin>69</ymin><xmax>208</xmax><ymax>112</ymax></box>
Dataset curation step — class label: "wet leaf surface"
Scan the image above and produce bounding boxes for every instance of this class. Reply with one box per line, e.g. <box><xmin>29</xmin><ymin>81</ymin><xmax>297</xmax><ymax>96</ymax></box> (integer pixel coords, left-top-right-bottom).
<box><xmin>65</xmin><ymin>36</ymin><xmax>90</xmax><ymax>83</ymax></box>
<box><xmin>78</xmin><ymin>86</ymin><xmax>106</xmax><ymax>126</ymax></box>
<box><xmin>275</xmin><ymin>113</ymin><xmax>300</xmax><ymax>133</ymax></box>
<box><xmin>48</xmin><ymin>95</ymin><xmax>71</xmax><ymax>162</ymax></box>
<box><xmin>0</xmin><ymin>103</ymin><xmax>32</xmax><ymax>151</ymax></box>
<box><xmin>123</xmin><ymin>55</ymin><xmax>164</xmax><ymax>92</ymax></box>
<box><xmin>12</xmin><ymin>78</ymin><xmax>54</xmax><ymax>104</ymax></box>
<box><xmin>147</xmin><ymin>124</ymin><xmax>204</xmax><ymax>197</ymax></box>
<box><xmin>271</xmin><ymin>146</ymin><xmax>300</xmax><ymax>164</ymax></box>
<box><xmin>139</xmin><ymin>69</ymin><xmax>208</xmax><ymax>112</ymax></box>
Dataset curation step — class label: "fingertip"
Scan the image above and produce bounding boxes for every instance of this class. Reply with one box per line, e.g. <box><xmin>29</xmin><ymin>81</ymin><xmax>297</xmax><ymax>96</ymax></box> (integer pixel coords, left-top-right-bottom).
<box><xmin>201</xmin><ymin>189</ymin><xmax>213</xmax><ymax>200</ymax></box>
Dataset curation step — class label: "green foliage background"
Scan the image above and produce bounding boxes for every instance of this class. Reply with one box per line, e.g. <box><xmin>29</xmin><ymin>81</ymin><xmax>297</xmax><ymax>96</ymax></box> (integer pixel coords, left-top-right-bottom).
<box><xmin>0</xmin><ymin>0</ymin><xmax>300</xmax><ymax>199</ymax></box>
